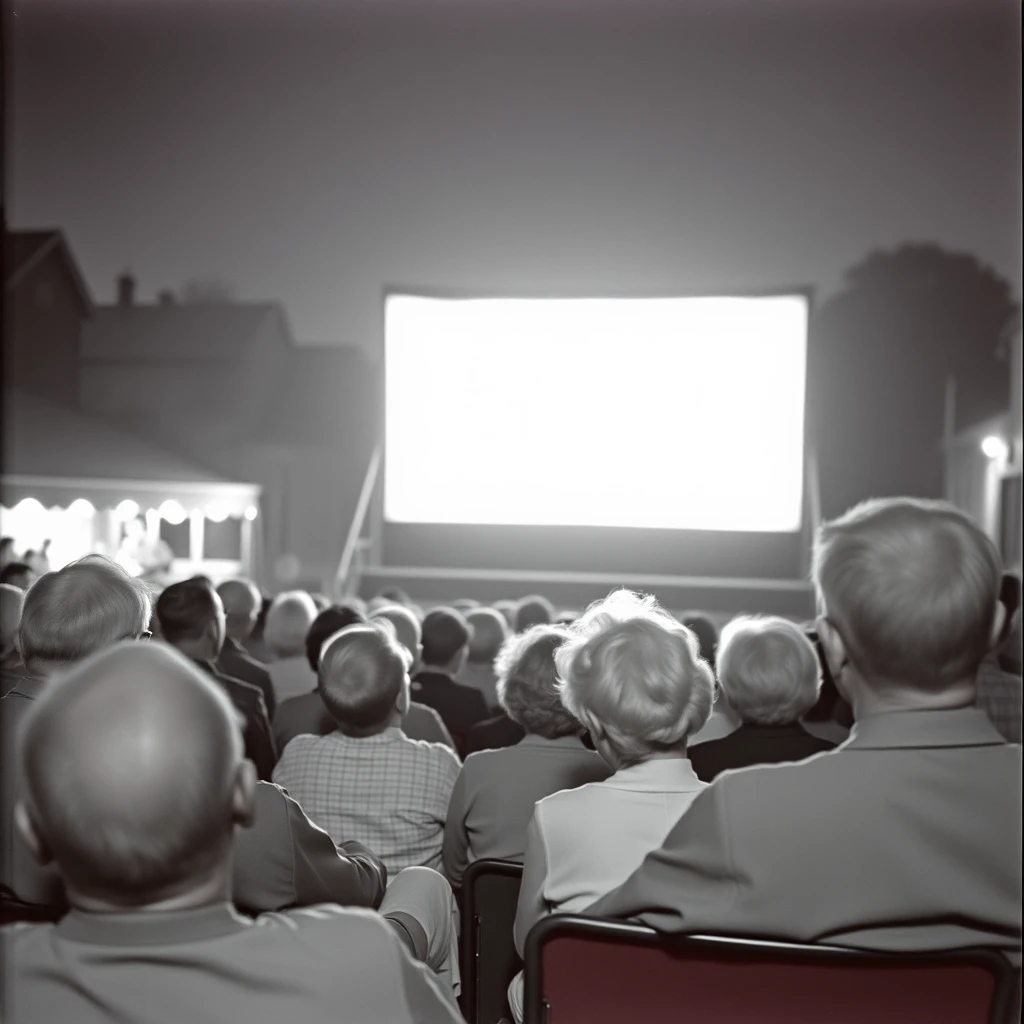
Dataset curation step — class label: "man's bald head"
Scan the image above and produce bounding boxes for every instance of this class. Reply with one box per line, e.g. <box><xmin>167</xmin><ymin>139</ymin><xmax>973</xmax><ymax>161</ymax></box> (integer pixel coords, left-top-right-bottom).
<box><xmin>216</xmin><ymin>578</ymin><xmax>262</xmax><ymax>640</ymax></box>
<box><xmin>17</xmin><ymin>642</ymin><xmax>253</xmax><ymax>906</ymax></box>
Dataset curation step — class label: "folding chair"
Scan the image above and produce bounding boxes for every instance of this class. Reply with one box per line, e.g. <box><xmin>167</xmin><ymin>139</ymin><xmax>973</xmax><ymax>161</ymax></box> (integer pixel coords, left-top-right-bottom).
<box><xmin>460</xmin><ymin>859</ymin><xmax>524</xmax><ymax>1024</ymax></box>
<box><xmin>523</xmin><ymin>914</ymin><xmax>1016</xmax><ymax>1024</ymax></box>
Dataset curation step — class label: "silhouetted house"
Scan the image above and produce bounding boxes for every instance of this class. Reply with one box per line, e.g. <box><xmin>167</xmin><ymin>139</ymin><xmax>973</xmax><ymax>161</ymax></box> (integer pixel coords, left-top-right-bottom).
<box><xmin>80</xmin><ymin>289</ymin><xmax>295</xmax><ymax>453</ymax></box>
<box><xmin>3</xmin><ymin>230</ymin><xmax>94</xmax><ymax>406</ymax></box>
<box><xmin>80</xmin><ymin>277</ymin><xmax>375</xmax><ymax>591</ymax></box>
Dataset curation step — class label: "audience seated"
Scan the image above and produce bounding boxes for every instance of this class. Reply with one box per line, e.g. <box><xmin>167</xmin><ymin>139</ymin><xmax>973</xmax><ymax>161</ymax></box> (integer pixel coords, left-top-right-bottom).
<box><xmin>492</xmin><ymin>598</ymin><xmax>517</xmax><ymax>630</ymax></box>
<box><xmin>412</xmin><ymin>607</ymin><xmax>490</xmax><ymax>755</ymax></box>
<box><xmin>975</xmin><ymin>574</ymin><xmax>1022</xmax><ymax>744</ymax></box>
<box><xmin>215</xmin><ymin>578</ymin><xmax>277</xmax><ymax>716</ymax></box>
<box><xmin>371</xmin><ymin>603</ymin><xmax>423</xmax><ymax>667</ymax></box>
<box><xmin>0</xmin><ymin>562</ymin><xmax>35</xmax><ymax>592</ymax></box>
<box><xmin>585</xmin><ymin>498</ymin><xmax>1022</xmax><ymax>969</ymax></box>
<box><xmin>451</xmin><ymin>598</ymin><xmax>480</xmax><ymax>612</ymax></box>
<box><xmin>264</xmin><ymin>591</ymin><xmax>319</xmax><ymax>702</ymax></box>
<box><xmin>273</xmin><ymin>621</ymin><xmax>461</xmax><ymax>876</ymax></box>
<box><xmin>309</xmin><ymin>592</ymin><xmax>331</xmax><ymax>611</ymax></box>
<box><xmin>688</xmin><ymin>615</ymin><xmax>836</xmax><ymax>781</ymax></box>
<box><xmin>508</xmin><ymin>590</ymin><xmax>714</xmax><ymax>1019</ymax></box>
<box><xmin>800</xmin><ymin>624</ymin><xmax>855</xmax><ymax>744</ymax></box>
<box><xmin>681</xmin><ymin>613</ymin><xmax>735</xmax><ymax>748</ymax></box>
<box><xmin>156</xmin><ymin>577</ymin><xmax>277</xmax><ymax>780</ymax></box>
<box><xmin>513</xmin><ymin>594</ymin><xmax>555</xmax><ymax>633</ymax></box>
<box><xmin>242</xmin><ymin>594</ymin><xmax>272</xmax><ymax>663</ymax></box>
<box><xmin>443</xmin><ymin>624</ymin><xmax>611</xmax><ymax>889</ymax></box>
<box><xmin>1</xmin><ymin>556</ymin><xmax>155</xmax><ymax>910</ymax></box>
<box><xmin>4</xmin><ymin>641</ymin><xmax>463</xmax><ymax>1023</ymax></box>
<box><xmin>377</xmin><ymin>585</ymin><xmax>411</xmax><ymax>606</ymax></box>
<box><xmin>0</xmin><ymin>583</ymin><xmax>27</xmax><ymax>696</ymax></box>
<box><xmin>457</xmin><ymin>607</ymin><xmax>508</xmax><ymax>708</ymax></box>
<box><xmin>273</xmin><ymin>604</ymin><xmax>455</xmax><ymax>752</ymax></box>
<box><xmin>0</xmin><ymin>557</ymin><xmax>407</xmax><ymax>924</ymax></box>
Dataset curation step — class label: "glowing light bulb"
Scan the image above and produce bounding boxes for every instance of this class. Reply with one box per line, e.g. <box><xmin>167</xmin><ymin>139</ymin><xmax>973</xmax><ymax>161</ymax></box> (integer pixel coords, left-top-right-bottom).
<box><xmin>205</xmin><ymin>502</ymin><xmax>230</xmax><ymax>523</ymax></box>
<box><xmin>244</xmin><ymin>505</ymin><xmax>259</xmax><ymax>521</ymax></box>
<box><xmin>115</xmin><ymin>499</ymin><xmax>141</xmax><ymax>520</ymax></box>
<box><xmin>981</xmin><ymin>436</ymin><xmax>1008</xmax><ymax>461</ymax></box>
<box><xmin>158</xmin><ymin>499</ymin><xmax>187</xmax><ymax>525</ymax></box>
<box><xmin>67</xmin><ymin>498</ymin><xmax>96</xmax><ymax>517</ymax></box>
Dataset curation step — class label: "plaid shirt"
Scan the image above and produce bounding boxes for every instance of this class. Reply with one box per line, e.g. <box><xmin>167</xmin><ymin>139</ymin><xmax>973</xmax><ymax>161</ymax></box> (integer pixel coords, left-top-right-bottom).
<box><xmin>273</xmin><ymin>728</ymin><xmax>461</xmax><ymax>875</ymax></box>
<box><xmin>975</xmin><ymin>653</ymin><xmax>1022</xmax><ymax>745</ymax></box>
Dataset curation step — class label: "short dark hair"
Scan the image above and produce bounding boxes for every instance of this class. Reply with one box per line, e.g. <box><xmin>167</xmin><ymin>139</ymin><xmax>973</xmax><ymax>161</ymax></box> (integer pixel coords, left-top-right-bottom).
<box><xmin>319</xmin><ymin>621</ymin><xmax>408</xmax><ymax>734</ymax></box>
<box><xmin>420</xmin><ymin>607</ymin><xmax>471</xmax><ymax>667</ymax></box>
<box><xmin>305</xmin><ymin>603</ymin><xmax>367</xmax><ymax>671</ymax></box>
<box><xmin>156</xmin><ymin>577</ymin><xmax>219</xmax><ymax>643</ymax></box>
<box><xmin>681</xmin><ymin>614</ymin><xmax>719</xmax><ymax>666</ymax></box>
<box><xmin>0</xmin><ymin>562</ymin><xmax>32</xmax><ymax>586</ymax></box>
<box><xmin>514</xmin><ymin>595</ymin><xmax>555</xmax><ymax>632</ymax></box>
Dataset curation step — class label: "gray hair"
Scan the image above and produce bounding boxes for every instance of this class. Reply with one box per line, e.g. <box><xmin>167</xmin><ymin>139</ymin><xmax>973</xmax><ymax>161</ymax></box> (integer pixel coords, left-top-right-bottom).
<box><xmin>716</xmin><ymin>615</ymin><xmax>820</xmax><ymax>725</ymax></box>
<box><xmin>556</xmin><ymin>590</ymin><xmax>714</xmax><ymax>763</ymax></box>
<box><xmin>813</xmin><ymin>497</ymin><xmax>1001</xmax><ymax>689</ymax></box>
<box><xmin>264</xmin><ymin>590</ymin><xmax>318</xmax><ymax>658</ymax></box>
<box><xmin>495</xmin><ymin>624</ymin><xmax>579</xmax><ymax>739</ymax></box>
<box><xmin>18</xmin><ymin>555</ymin><xmax>151</xmax><ymax>671</ymax></box>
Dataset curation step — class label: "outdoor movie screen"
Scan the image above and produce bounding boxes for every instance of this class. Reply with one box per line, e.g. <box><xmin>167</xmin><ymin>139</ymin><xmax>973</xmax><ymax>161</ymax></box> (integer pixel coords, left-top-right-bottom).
<box><xmin>384</xmin><ymin>292</ymin><xmax>808</xmax><ymax>532</ymax></box>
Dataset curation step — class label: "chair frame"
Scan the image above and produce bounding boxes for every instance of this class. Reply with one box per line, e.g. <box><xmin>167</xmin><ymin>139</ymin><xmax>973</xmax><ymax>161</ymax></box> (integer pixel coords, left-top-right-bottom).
<box><xmin>523</xmin><ymin>913</ymin><xmax>1018</xmax><ymax>1024</ymax></box>
<box><xmin>460</xmin><ymin>858</ymin><xmax>525</xmax><ymax>1024</ymax></box>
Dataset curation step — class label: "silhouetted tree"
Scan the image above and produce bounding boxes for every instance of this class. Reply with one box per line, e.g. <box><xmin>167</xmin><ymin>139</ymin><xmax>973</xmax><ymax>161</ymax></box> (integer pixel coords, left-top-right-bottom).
<box><xmin>179</xmin><ymin>276</ymin><xmax>237</xmax><ymax>303</ymax></box>
<box><xmin>809</xmin><ymin>244</ymin><xmax>1019</xmax><ymax>519</ymax></box>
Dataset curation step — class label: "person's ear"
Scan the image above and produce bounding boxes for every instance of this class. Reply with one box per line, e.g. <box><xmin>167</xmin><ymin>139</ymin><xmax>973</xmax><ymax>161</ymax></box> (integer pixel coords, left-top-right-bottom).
<box><xmin>14</xmin><ymin>801</ymin><xmax>54</xmax><ymax>866</ymax></box>
<box><xmin>396</xmin><ymin>674</ymin><xmax>412</xmax><ymax>717</ymax></box>
<box><xmin>988</xmin><ymin>603</ymin><xmax>1008</xmax><ymax>650</ymax></box>
<box><xmin>816</xmin><ymin>617</ymin><xmax>848</xmax><ymax>682</ymax></box>
<box><xmin>231</xmin><ymin>759</ymin><xmax>258</xmax><ymax>830</ymax></box>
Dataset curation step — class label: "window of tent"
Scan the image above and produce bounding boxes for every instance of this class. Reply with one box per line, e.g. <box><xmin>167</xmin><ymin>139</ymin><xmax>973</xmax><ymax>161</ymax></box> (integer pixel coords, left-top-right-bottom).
<box><xmin>158</xmin><ymin>518</ymin><xmax>190</xmax><ymax>558</ymax></box>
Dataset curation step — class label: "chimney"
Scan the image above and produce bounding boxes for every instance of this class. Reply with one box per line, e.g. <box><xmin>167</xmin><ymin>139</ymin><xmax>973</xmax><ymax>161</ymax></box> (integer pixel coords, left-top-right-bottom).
<box><xmin>117</xmin><ymin>271</ymin><xmax>136</xmax><ymax>307</ymax></box>
<box><xmin>157</xmin><ymin>289</ymin><xmax>176</xmax><ymax>306</ymax></box>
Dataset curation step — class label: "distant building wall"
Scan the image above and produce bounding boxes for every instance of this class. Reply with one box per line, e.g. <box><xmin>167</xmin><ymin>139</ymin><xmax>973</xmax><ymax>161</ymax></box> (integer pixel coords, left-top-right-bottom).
<box><xmin>5</xmin><ymin>249</ymin><xmax>84</xmax><ymax>406</ymax></box>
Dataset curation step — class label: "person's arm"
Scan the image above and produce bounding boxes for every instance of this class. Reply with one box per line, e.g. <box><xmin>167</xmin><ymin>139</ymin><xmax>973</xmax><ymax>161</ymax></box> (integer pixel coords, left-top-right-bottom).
<box><xmin>233</xmin><ymin>782</ymin><xmax>387</xmax><ymax>913</ymax></box>
<box><xmin>584</xmin><ymin>783</ymin><xmax>741</xmax><ymax>932</ymax></box>
<box><xmin>513</xmin><ymin>809</ymin><xmax>551</xmax><ymax>957</ymax></box>
<box><xmin>441</xmin><ymin>765</ymin><xmax>470</xmax><ymax>888</ymax></box>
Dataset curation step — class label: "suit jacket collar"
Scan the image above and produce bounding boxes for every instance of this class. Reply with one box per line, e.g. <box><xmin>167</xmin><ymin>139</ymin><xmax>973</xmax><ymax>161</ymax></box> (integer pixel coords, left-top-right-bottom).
<box><xmin>842</xmin><ymin>708</ymin><xmax>1007</xmax><ymax>751</ymax></box>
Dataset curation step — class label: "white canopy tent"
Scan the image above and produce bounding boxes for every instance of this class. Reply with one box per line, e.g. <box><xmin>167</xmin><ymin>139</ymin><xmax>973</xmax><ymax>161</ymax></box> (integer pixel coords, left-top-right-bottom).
<box><xmin>1</xmin><ymin>391</ymin><xmax>262</xmax><ymax>580</ymax></box>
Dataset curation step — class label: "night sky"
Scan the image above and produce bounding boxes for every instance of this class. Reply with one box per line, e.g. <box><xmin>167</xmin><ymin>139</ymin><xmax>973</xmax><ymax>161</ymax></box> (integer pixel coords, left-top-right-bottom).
<box><xmin>8</xmin><ymin>0</ymin><xmax>1021</xmax><ymax>351</ymax></box>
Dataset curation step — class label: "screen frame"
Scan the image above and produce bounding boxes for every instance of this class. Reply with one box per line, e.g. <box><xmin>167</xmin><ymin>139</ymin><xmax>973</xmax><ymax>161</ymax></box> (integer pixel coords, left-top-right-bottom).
<box><xmin>380</xmin><ymin>283</ymin><xmax>815</xmax><ymax>569</ymax></box>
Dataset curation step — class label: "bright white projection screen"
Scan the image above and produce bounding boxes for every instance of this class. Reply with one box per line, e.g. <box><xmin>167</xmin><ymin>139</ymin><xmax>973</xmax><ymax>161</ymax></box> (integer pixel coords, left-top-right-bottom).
<box><xmin>384</xmin><ymin>293</ymin><xmax>808</xmax><ymax>532</ymax></box>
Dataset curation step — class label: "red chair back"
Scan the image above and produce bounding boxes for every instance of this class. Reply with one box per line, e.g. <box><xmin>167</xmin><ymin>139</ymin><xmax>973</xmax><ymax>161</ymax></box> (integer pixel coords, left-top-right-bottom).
<box><xmin>523</xmin><ymin>915</ymin><xmax>1016</xmax><ymax>1024</ymax></box>
<box><xmin>459</xmin><ymin>859</ymin><xmax>523</xmax><ymax>1024</ymax></box>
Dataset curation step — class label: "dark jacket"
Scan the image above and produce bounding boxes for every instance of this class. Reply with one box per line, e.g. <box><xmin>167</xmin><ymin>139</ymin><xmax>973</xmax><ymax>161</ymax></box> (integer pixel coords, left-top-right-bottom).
<box><xmin>218</xmin><ymin>637</ymin><xmax>276</xmax><ymax>717</ymax></box>
<box><xmin>411</xmin><ymin>669</ymin><xmax>490</xmax><ymax>757</ymax></box>
<box><xmin>465</xmin><ymin>712</ymin><xmax>526</xmax><ymax>755</ymax></box>
<box><xmin>195</xmin><ymin>660</ymin><xmax>278</xmax><ymax>781</ymax></box>
<box><xmin>688</xmin><ymin>722</ymin><xmax>836</xmax><ymax>782</ymax></box>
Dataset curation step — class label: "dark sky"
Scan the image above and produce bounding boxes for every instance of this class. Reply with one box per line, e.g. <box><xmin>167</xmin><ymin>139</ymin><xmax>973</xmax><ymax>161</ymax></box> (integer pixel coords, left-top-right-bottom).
<box><xmin>8</xmin><ymin>0</ymin><xmax>1021</xmax><ymax>350</ymax></box>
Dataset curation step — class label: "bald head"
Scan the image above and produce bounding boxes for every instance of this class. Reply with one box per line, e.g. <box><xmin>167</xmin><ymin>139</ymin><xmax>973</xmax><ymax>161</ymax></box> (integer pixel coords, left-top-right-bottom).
<box><xmin>216</xmin><ymin>578</ymin><xmax>262</xmax><ymax>640</ymax></box>
<box><xmin>17</xmin><ymin>642</ymin><xmax>252</xmax><ymax>907</ymax></box>
<box><xmin>370</xmin><ymin>604</ymin><xmax>422</xmax><ymax>663</ymax></box>
<box><xmin>0</xmin><ymin>582</ymin><xmax>24</xmax><ymax>657</ymax></box>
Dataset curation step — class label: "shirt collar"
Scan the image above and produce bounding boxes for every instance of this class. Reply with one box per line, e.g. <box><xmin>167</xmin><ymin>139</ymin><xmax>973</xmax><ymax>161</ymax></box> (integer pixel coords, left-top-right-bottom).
<box><xmin>841</xmin><ymin>708</ymin><xmax>1008</xmax><ymax>751</ymax></box>
<box><xmin>57</xmin><ymin>902</ymin><xmax>249</xmax><ymax>946</ymax></box>
<box><xmin>326</xmin><ymin>726</ymin><xmax>405</xmax><ymax>745</ymax></box>
<box><xmin>606</xmin><ymin>757</ymin><xmax>706</xmax><ymax>791</ymax></box>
